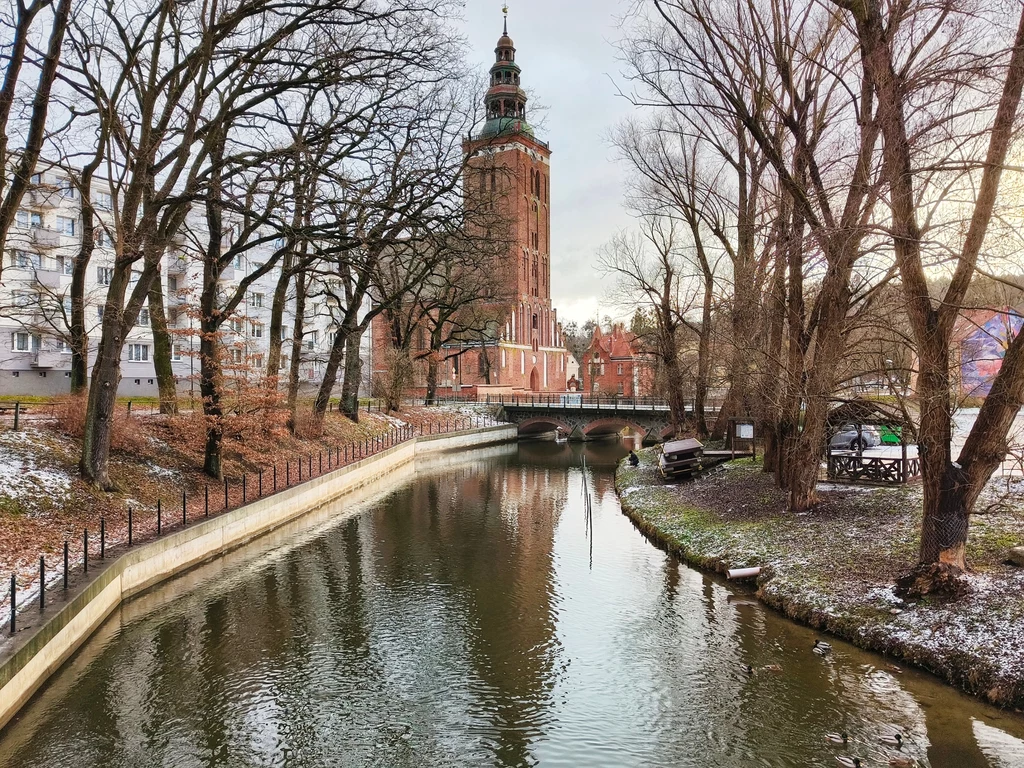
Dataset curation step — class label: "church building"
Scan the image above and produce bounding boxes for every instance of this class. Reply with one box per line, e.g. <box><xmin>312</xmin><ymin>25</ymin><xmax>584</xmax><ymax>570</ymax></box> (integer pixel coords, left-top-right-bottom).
<box><xmin>371</xmin><ymin>12</ymin><xmax>569</xmax><ymax>396</ymax></box>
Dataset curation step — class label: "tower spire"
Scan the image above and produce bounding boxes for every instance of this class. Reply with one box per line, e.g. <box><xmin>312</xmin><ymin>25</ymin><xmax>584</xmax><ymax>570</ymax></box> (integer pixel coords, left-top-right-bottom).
<box><xmin>477</xmin><ymin>4</ymin><xmax>534</xmax><ymax>140</ymax></box>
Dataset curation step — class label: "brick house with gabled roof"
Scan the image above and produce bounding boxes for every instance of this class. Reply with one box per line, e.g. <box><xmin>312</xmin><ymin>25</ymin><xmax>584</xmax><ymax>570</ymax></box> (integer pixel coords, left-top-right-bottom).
<box><xmin>584</xmin><ymin>324</ymin><xmax>654</xmax><ymax>397</ymax></box>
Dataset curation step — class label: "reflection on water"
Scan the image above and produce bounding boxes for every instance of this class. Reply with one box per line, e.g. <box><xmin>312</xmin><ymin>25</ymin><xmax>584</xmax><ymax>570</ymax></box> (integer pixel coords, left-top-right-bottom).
<box><xmin>1</xmin><ymin>439</ymin><xmax>1023</xmax><ymax>767</ymax></box>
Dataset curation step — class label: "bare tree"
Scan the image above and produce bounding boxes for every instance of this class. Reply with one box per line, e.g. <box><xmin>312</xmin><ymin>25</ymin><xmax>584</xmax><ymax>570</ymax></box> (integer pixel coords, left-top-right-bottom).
<box><xmin>834</xmin><ymin>0</ymin><xmax>1024</xmax><ymax>580</ymax></box>
<box><xmin>599</xmin><ymin>220</ymin><xmax>703</xmax><ymax>436</ymax></box>
<box><xmin>0</xmin><ymin>0</ymin><xmax>72</xmax><ymax>275</ymax></box>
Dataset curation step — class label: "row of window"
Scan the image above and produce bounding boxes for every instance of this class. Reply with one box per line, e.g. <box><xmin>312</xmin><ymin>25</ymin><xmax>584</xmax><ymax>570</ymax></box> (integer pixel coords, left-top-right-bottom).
<box><xmin>15</xmin><ymin>210</ymin><xmax>77</xmax><ymax>235</ymax></box>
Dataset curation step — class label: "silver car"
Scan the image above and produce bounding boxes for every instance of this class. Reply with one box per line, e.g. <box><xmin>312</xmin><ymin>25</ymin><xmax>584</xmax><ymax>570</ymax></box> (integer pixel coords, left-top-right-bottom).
<box><xmin>829</xmin><ymin>423</ymin><xmax>881</xmax><ymax>451</ymax></box>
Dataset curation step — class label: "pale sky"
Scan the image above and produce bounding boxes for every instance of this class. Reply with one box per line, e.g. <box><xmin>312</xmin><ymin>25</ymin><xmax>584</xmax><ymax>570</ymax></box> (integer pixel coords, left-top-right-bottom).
<box><xmin>459</xmin><ymin>1</ymin><xmax>638</xmax><ymax>327</ymax></box>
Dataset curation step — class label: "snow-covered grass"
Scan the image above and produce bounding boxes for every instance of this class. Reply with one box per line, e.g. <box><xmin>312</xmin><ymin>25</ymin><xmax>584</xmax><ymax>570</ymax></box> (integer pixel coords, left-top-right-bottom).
<box><xmin>616</xmin><ymin>451</ymin><xmax>1024</xmax><ymax>709</ymax></box>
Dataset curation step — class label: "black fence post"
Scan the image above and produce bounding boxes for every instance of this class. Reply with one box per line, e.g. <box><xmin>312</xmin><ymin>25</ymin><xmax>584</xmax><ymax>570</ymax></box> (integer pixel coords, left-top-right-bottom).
<box><xmin>242</xmin><ymin>474</ymin><xmax>247</xmax><ymax>504</ymax></box>
<box><xmin>39</xmin><ymin>556</ymin><xmax>45</xmax><ymax>611</ymax></box>
<box><xmin>83</xmin><ymin>528</ymin><xmax>89</xmax><ymax>573</ymax></box>
<box><xmin>308</xmin><ymin>454</ymin><xmax>312</xmax><ymax>476</ymax></box>
<box><xmin>157</xmin><ymin>499</ymin><xmax>162</xmax><ymax>535</ymax></box>
<box><xmin>286</xmin><ymin>462</ymin><xmax>290</xmax><ymax>485</ymax></box>
<box><xmin>9</xmin><ymin>575</ymin><xmax>15</xmax><ymax>633</ymax></box>
<box><xmin>13</xmin><ymin>402</ymin><xmax>20</xmax><ymax>432</ymax></box>
<box><xmin>100</xmin><ymin>517</ymin><xmax>105</xmax><ymax>559</ymax></box>
<box><xmin>259</xmin><ymin>469</ymin><xmax>263</xmax><ymax>497</ymax></box>
<box><xmin>298</xmin><ymin>458</ymin><xmax>302</xmax><ymax>482</ymax></box>
<box><xmin>319</xmin><ymin>451</ymin><xmax>322</xmax><ymax>474</ymax></box>
<box><xmin>63</xmin><ymin>541</ymin><xmax>68</xmax><ymax>590</ymax></box>
<box><xmin>273</xmin><ymin>464</ymin><xmax>277</xmax><ymax>491</ymax></box>
<box><xmin>128</xmin><ymin>506</ymin><xmax>133</xmax><ymax>546</ymax></box>
<box><xmin>205</xmin><ymin>486</ymin><xmax>209</xmax><ymax>517</ymax></box>
<box><xmin>182</xmin><ymin>489</ymin><xmax>187</xmax><ymax>526</ymax></box>
<box><xmin>224</xmin><ymin>477</ymin><xmax>229</xmax><ymax>509</ymax></box>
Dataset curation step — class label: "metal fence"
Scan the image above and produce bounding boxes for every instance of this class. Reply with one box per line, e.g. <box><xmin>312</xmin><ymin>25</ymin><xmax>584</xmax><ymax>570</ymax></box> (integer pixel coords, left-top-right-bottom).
<box><xmin>5</xmin><ymin>412</ymin><xmax>502</xmax><ymax>636</ymax></box>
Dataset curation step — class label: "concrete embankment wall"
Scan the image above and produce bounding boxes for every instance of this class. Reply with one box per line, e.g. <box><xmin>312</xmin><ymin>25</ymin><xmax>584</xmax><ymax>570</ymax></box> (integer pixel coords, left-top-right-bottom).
<box><xmin>0</xmin><ymin>425</ymin><xmax>516</xmax><ymax>730</ymax></box>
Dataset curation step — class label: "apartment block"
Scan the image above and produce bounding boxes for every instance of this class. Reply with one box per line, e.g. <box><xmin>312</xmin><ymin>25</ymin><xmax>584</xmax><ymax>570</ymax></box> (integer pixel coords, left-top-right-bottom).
<box><xmin>1</xmin><ymin>165</ymin><xmax>370</xmax><ymax>398</ymax></box>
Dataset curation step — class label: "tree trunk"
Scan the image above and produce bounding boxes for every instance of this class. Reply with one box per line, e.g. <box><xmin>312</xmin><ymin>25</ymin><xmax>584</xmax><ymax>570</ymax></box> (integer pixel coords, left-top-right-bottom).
<box><xmin>199</xmin><ymin>323</ymin><xmax>223</xmax><ymax>479</ymax></box>
<box><xmin>286</xmin><ymin>273</ymin><xmax>307</xmax><ymax>433</ymax></box>
<box><xmin>80</xmin><ymin>261</ymin><xmax>157</xmax><ymax>487</ymax></box>
<box><xmin>69</xmin><ymin>231</ymin><xmax>92</xmax><ymax>395</ymax></box>
<box><xmin>312</xmin><ymin>322</ymin><xmax>349</xmax><ymax>425</ymax></box>
<box><xmin>265</xmin><ymin>250</ymin><xmax>293</xmax><ymax>383</ymax></box>
<box><xmin>339</xmin><ymin>332</ymin><xmax>363</xmax><ymax>421</ymax></box>
<box><xmin>148</xmin><ymin>272</ymin><xmax>178</xmax><ymax>415</ymax></box>
<box><xmin>425</xmin><ymin>356</ymin><xmax>439</xmax><ymax>405</ymax></box>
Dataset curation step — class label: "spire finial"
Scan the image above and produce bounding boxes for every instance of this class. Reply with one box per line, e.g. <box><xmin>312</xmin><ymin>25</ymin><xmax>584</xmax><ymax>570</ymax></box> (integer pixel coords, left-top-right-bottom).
<box><xmin>503</xmin><ymin>4</ymin><xmax>509</xmax><ymax>35</ymax></box>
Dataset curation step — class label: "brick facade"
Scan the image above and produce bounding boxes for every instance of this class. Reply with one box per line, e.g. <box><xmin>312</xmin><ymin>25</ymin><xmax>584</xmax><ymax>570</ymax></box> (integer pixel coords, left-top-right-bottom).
<box><xmin>371</xmin><ymin>14</ymin><xmax>570</xmax><ymax>395</ymax></box>
<box><xmin>584</xmin><ymin>324</ymin><xmax>654</xmax><ymax>397</ymax></box>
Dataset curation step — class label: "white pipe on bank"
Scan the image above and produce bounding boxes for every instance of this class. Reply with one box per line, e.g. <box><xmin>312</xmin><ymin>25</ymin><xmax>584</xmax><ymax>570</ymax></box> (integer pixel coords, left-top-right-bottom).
<box><xmin>727</xmin><ymin>567</ymin><xmax>761</xmax><ymax>580</ymax></box>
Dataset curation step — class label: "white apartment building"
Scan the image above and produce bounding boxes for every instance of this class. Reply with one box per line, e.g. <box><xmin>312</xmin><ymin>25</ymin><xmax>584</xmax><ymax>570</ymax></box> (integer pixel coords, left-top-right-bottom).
<box><xmin>1</xmin><ymin>166</ymin><xmax>371</xmax><ymax>399</ymax></box>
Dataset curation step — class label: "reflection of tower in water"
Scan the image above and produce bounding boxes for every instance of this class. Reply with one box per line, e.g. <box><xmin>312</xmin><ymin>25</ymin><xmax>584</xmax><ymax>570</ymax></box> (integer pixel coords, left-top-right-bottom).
<box><xmin>402</xmin><ymin>458</ymin><xmax>569</xmax><ymax>763</ymax></box>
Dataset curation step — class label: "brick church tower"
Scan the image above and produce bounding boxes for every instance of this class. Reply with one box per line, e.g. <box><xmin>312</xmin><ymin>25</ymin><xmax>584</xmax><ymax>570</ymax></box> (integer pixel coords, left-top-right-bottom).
<box><xmin>458</xmin><ymin>10</ymin><xmax>566</xmax><ymax>392</ymax></box>
<box><xmin>371</xmin><ymin>9</ymin><xmax>568</xmax><ymax>396</ymax></box>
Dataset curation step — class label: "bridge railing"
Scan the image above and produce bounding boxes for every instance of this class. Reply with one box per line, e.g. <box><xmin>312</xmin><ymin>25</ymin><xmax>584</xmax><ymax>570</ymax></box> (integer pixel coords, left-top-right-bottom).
<box><xmin>485</xmin><ymin>394</ymin><xmax>675</xmax><ymax>410</ymax></box>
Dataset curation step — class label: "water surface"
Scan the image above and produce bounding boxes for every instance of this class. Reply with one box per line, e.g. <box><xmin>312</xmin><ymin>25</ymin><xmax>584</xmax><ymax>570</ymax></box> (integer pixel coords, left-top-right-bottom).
<box><xmin>1</xmin><ymin>440</ymin><xmax>1022</xmax><ymax>767</ymax></box>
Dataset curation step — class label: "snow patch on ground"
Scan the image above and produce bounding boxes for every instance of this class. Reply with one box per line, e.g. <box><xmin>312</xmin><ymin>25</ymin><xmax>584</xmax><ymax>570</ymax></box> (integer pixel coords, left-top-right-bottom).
<box><xmin>0</xmin><ymin>429</ymin><xmax>72</xmax><ymax>502</ymax></box>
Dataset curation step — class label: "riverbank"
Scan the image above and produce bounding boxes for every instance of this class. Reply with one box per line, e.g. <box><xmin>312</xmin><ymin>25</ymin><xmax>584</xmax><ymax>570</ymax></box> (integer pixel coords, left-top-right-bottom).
<box><xmin>0</xmin><ymin>422</ymin><xmax>516</xmax><ymax>731</ymax></box>
<box><xmin>0</xmin><ymin>400</ymin><xmax>498</xmax><ymax>598</ymax></box>
<box><xmin>615</xmin><ymin>451</ymin><xmax>1024</xmax><ymax>710</ymax></box>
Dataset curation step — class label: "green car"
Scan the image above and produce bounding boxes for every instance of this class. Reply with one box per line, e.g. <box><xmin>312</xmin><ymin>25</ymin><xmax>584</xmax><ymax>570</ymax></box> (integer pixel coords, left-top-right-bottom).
<box><xmin>879</xmin><ymin>425</ymin><xmax>902</xmax><ymax>446</ymax></box>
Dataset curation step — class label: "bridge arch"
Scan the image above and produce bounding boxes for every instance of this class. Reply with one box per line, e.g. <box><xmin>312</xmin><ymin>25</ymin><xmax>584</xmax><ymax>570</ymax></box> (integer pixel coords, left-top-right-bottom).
<box><xmin>516</xmin><ymin>416</ymin><xmax>572</xmax><ymax>437</ymax></box>
<box><xmin>581</xmin><ymin>418</ymin><xmax>647</xmax><ymax>439</ymax></box>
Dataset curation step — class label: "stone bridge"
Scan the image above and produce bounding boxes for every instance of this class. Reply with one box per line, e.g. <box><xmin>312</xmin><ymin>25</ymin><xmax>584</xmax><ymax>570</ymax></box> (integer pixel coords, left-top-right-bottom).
<box><xmin>496</xmin><ymin>398</ymin><xmax>681</xmax><ymax>443</ymax></box>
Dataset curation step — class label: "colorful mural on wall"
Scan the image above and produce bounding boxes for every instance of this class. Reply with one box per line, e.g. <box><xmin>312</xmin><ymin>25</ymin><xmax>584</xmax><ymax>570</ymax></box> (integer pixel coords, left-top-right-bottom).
<box><xmin>959</xmin><ymin>309</ymin><xmax>1024</xmax><ymax>397</ymax></box>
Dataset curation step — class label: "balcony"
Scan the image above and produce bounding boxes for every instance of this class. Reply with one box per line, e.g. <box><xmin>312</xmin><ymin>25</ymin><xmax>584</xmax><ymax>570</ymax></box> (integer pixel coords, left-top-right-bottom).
<box><xmin>33</xmin><ymin>269</ymin><xmax>63</xmax><ymax>289</ymax></box>
<box><xmin>167</xmin><ymin>254</ymin><xmax>189</xmax><ymax>274</ymax></box>
<box><xmin>31</xmin><ymin>228</ymin><xmax>63</xmax><ymax>248</ymax></box>
<box><xmin>28</xmin><ymin>187</ymin><xmax>59</xmax><ymax>208</ymax></box>
<box><xmin>29</xmin><ymin>351</ymin><xmax>64</xmax><ymax>369</ymax></box>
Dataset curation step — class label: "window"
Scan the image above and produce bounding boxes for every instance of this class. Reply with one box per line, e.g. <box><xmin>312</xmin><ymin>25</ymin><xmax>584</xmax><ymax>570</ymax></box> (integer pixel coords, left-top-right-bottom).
<box><xmin>618</xmin><ymin>382</ymin><xmax>625</xmax><ymax>395</ymax></box>
<box><xmin>56</xmin><ymin>339</ymin><xmax>70</xmax><ymax>354</ymax></box>
<box><xmin>233</xmin><ymin>254</ymin><xmax>243</xmax><ymax>269</ymax></box>
<box><xmin>229</xmin><ymin>318</ymin><xmax>243</xmax><ymax>333</ymax></box>
<box><xmin>230</xmin><ymin>347</ymin><xmax>242</xmax><ymax>364</ymax></box>
<box><xmin>13</xmin><ymin>291</ymin><xmax>35</xmax><ymax>307</ymax></box>
<box><xmin>252</xmin><ymin>354</ymin><xmax>264</xmax><ymax>369</ymax></box>
<box><xmin>532</xmin><ymin>314</ymin><xmax>538</xmax><ymax>330</ymax></box>
<box><xmin>56</xmin><ymin>216</ymin><xmax>76</xmax><ymax>236</ymax></box>
<box><xmin>13</xmin><ymin>332</ymin><xmax>40</xmax><ymax>351</ymax></box>
<box><xmin>58</xmin><ymin>178</ymin><xmax>76</xmax><ymax>199</ymax></box>
<box><xmin>127</xmin><ymin>343</ymin><xmax>149</xmax><ymax>362</ymax></box>
<box><xmin>30</xmin><ymin>173</ymin><xmax>42</xmax><ymax>185</ymax></box>
<box><xmin>97</xmin><ymin>266</ymin><xmax>113</xmax><ymax>285</ymax></box>
<box><xmin>93</xmin><ymin>191</ymin><xmax>113</xmax><ymax>210</ymax></box>
<box><xmin>250</xmin><ymin>292</ymin><xmax>264</xmax><ymax>308</ymax></box>
<box><xmin>137</xmin><ymin>308</ymin><xmax>150</xmax><ymax>326</ymax></box>
<box><xmin>97</xmin><ymin>306</ymin><xmax>104</xmax><ymax>319</ymax></box>
<box><xmin>96</xmin><ymin>229</ymin><xmax>111</xmax><ymax>248</ymax></box>
<box><xmin>279</xmin><ymin>355</ymin><xmax>288</xmax><ymax>370</ymax></box>
<box><xmin>13</xmin><ymin>250</ymin><xmax>40</xmax><ymax>269</ymax></box>
<box><xmin>62</xmin><ymin>295</ymin><xmax>72</xmax><ymax>314</ymax></box>
<box><xmin>58</xmin><ymin>255</ymin><xmax>74</xmax><ymax>275</ymax></box>
<box><xmin>250</xmin><ymin>322</ymin><xmax>263</xmax><ymax>338</ymax></box>
<box><xmin>16</xmin><ymin>210</ymin><xmax>43</xmax><ymax>228</ymax></box>
<box><xmin>171</xmin><ymin>344</ymin><xmax>183</xmax><ymax>362</ymax></box>
<box><xmin>274</xmin><ymin>236</ymin><xmax>286</xmax><ymax>249</ymax></box>
<box><xmin>617</xmin><ymin>364</ymin><xmax>624</xmax><ymax>376</ymax></box>
<box><xmin>167</xmin><ymin>275</ymin><xmax>178</xmax><ymax>293</ymax></box>
<box><xmin>306</xmin><ymin>330</ymin><xmax>318</xmax><ymax>350</ymax></box>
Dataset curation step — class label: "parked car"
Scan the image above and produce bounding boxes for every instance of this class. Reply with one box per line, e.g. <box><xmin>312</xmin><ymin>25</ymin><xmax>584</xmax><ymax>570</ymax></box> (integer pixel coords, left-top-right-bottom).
<box><xmin>829</xmin><ymin>424</ymin><xmax>881</xmax><ymax>451</ymax></box>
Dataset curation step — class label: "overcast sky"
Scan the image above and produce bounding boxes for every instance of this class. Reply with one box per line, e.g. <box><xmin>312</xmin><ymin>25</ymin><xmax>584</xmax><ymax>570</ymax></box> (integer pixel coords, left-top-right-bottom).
<box><xmin>459</xmin><ymin>1</ymin><xmax>638</xmax><ymax>327</ymax></box>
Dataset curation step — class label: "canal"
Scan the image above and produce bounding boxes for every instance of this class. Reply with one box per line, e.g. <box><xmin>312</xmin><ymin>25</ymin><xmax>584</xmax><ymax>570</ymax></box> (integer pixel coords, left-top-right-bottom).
<box><xmin>1</xmin><ymin>440</ymin><xmax>1023</xmax><ymax>767</ymax></box>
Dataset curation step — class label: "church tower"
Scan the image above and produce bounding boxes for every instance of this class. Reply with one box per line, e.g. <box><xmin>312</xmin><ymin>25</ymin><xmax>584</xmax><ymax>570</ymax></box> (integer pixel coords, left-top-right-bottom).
<box><xmin>370</xmin><ymin>9</ymin><xmax>566</xmax><ymax>396</ymax></box>
<box><xmin>461</xmin><ymin>8</ymin><xmax>563</xmax><ymax>392</ymax></box>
